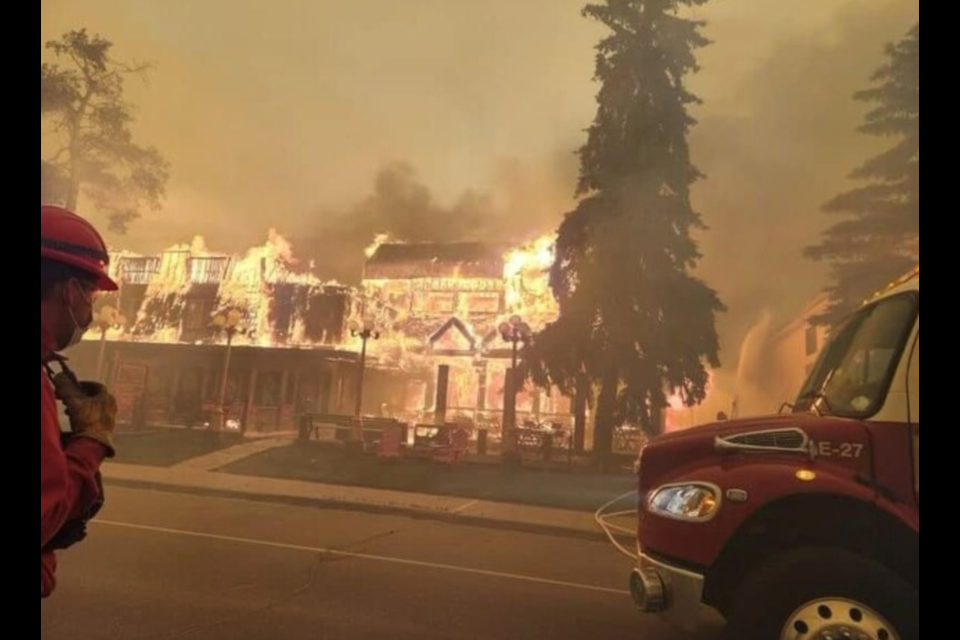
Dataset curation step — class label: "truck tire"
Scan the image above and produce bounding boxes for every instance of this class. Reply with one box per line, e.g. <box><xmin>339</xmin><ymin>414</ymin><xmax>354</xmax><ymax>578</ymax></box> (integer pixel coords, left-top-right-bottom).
<box><xmin>725</xmin><ymin>547</ymin><xmax>917</xmax><ymax>640</ymax></box>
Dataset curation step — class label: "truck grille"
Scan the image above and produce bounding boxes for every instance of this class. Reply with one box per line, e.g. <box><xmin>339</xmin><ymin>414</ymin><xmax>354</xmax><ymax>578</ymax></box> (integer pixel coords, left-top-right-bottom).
<box><xmin>727</xmin><ymin>430</ymin><xmax>806</xmax><ymax>449</ymax></box>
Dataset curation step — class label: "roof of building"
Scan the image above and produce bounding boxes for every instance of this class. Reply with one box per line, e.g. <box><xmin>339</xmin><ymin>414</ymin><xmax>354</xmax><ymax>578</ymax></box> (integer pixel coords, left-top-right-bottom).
<box><xmin>364</xmin><ymin>242</ymin><xmax>509</xmax><ymax>280</ymax></box>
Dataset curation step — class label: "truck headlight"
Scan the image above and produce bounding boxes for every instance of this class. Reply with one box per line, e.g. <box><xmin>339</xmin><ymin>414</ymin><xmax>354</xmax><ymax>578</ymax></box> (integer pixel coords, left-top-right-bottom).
<box><xmin>647</xmin><ymin>483</ymin><xmax>719</xmax><ymax>521</ymax></box>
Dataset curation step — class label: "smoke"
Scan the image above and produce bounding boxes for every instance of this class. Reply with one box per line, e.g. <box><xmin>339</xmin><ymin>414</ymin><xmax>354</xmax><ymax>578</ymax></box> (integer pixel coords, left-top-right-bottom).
<box><xmin>732</xmin><ymin>309</ymin><xmax>783</xmax><ymax>413</ymax></box>
<box><xmin>690</xmin><ymin>0</ymin><xmax>918</xmax><ymax>392</ymax></box>
<box><xmin>41</xmin><ymin>0</ymin><xmax>917</xmax><ymax>412</ymax></box>
<box><xmin>293</xmin><ymin>157</ymin><xmax>574</xmax><ymax>283</ymax></box>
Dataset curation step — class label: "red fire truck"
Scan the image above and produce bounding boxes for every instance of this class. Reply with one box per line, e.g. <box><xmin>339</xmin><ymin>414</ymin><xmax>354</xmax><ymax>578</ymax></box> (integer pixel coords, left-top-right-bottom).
<box><xmin>630</xmin><ymin>271</ymin><xmax>918</xmax><ymax>639</ymax></box>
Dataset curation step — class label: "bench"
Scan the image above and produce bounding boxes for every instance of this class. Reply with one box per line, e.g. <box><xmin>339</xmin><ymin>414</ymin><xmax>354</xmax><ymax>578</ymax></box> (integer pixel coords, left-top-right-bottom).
<box><xmin>298</xmin><ymin>414</ymin><xmax>405</xmax><ymax>451</ymax></box>
<box><xmin>379</xmin><ymin>423</ymin><xmax>471</xmax><ymax>465</ymax></box>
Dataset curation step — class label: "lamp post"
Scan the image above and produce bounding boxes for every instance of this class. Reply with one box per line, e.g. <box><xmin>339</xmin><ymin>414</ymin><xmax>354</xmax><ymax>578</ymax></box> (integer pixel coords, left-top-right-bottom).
<box><xmin>350</xmin><ymin>316</ymin><xmax>380</xmax><ymax>445</ymax></box>
<box><xmin>499</xmin><ymin>315</ymin><xmax>532</xmax><ymax>466</ymax></box>
<box><xmin>93</xmin><ymin>305</ymin><xmax>127</xmax><ymax>381</ymax></box>
<box><xmin>212</xmin><ymin>310</ymin><xmax>245</xmax><ymax>432</ymax></box>
<box><xmin>500</xmin><ymin>315</ymin><xmax>532</xmax><ymax>369</ymax></box>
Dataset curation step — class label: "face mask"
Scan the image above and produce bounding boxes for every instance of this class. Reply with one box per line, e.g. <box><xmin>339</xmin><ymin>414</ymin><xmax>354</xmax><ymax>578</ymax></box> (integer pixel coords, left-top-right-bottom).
<box><xmin>64</xmin><ymin>282</ymin><xmax>93</xmax><ymax>348</ymax></box>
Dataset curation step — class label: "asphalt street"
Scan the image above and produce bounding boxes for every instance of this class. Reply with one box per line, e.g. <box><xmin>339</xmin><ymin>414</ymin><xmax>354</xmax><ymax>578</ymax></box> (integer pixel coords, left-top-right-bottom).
<box><xmin>41</xmin><ymin>487</ymin><xmax>722</xmax><ymax>639</ymax></box>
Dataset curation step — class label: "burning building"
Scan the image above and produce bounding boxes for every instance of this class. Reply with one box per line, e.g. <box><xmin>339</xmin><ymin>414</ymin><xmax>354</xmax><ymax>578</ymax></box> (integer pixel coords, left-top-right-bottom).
<box><xmin>69</xmin><ymin>228</ymin><xmax>654</xmax><ymax>453</ymax></box>
<box><xmin>357</xmin><ymin>237</ymin><xmax>572</xmax><ymax>433</ymax></box>
<box><xmin>67</xmin><ymin>232</ymin><xmax>365</xmax><ymax>432</ymax></box>
<box><xmin>110</xmin><ymin>232</ymin><xmax>354</xmax><ymax>347</ymax></box>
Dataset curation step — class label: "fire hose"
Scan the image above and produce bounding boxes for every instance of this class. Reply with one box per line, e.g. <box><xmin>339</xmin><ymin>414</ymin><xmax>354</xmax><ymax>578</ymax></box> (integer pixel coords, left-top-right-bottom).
<box><xmin>594</xmin><ymin>491</ymin><xmax>639</xmax><ymax>561</ymax></box>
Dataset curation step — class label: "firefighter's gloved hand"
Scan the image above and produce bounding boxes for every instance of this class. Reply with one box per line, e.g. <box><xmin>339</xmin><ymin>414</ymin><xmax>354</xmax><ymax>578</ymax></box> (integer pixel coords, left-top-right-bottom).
<box><xmin>52</xmin><ymin>374</ymin><xmax>117</xmax><ymax>456</ymax></box>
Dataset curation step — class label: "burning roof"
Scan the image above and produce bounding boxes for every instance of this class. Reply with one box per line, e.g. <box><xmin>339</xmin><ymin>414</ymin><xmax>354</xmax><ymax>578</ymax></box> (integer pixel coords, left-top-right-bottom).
<box><xmin>91</xmin><ymin>229</ymin><xmax>560</xmax><ymax>374</ymax></box>
<box><xmin>364</xmin><ymin>242</ymin><xmax>511</xmax><ymax>280</ymax></box>
<box><xmin>97</xmin><ymin>231</ymin><xmax>355</xmax><ymax>348</ymax></box>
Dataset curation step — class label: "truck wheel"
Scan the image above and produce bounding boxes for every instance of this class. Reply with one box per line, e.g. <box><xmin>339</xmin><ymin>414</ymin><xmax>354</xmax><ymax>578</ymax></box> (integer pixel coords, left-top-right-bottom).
<box><xmin>725</xmin><ymin>547</ymin><xmax>917</xmax><ymax>640</ymax></box>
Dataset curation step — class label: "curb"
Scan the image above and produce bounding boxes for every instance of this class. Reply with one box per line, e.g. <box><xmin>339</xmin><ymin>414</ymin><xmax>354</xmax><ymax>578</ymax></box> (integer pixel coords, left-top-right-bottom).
<box><xmin>103</xmin><ymin>477</ymin><xmax>610</xmax><ymax>544</ymax></box>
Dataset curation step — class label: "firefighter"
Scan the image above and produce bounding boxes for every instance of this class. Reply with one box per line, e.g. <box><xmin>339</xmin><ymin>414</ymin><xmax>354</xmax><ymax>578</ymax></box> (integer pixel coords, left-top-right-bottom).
<box><xmin>41</xmin><ymin>205</ymin><xmax>119</xmax><ymax>598</ymax></box>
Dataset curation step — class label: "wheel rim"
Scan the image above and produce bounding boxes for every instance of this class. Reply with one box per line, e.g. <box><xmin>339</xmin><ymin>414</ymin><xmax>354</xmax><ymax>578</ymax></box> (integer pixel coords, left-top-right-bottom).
<box><xmin>781</xmin><ymin>598</ymin><xmax>900</xmax><ymax>639</ymax></box>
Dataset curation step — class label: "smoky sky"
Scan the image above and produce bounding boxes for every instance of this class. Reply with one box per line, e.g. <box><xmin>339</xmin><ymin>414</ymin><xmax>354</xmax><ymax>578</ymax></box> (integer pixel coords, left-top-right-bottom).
<box><xmin>295</xmin><ymin>159</ymin><xmax>576</xmax><ymax>283</ymax></box>
<box><xmin>692</xmin><ymin>0</ymin><xmax>918</xmax><ymax>358</ymax></box>
<box><xmin>42</xmin><ymin>0</ymin><xmax>917</xmax><ymax>370</ymax></box>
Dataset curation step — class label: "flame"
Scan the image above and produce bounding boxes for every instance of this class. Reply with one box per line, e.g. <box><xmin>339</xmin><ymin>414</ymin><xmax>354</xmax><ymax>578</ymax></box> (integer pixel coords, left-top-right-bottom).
<box><xmin>215</xmin><ymin>230</ymin><xmax>327</xmax><ymax>346</ymax></box>
<box><xmin>99</xmin><ymin>227</ymin><xmax>731</xmax><ymax>434</ymax></box>
<box><xmin>365</xmin><ymin>233</ymin><xmax>391</xmax><ymax>259</ymax></box>
<box><xmin>503</xmin><ymin>234</ymin><xmax>555</xmax><ymax>281</ymax></box>
<box><xmin>353</xmin><ymin>233</ymin><xmax>563</xmax><ymax>371</ymax></box>
<box><xmin>191</xmin><ymin>236</ymin><xmax>209</xmax><ymax>256</ymax></box>
<box><xmin>663</xmin><ymin>371</ymin><xmax>718</xmax><ymax>432</ymax></box>
<box><xmin>162</xmin><ymin>235</ymin><xmax>213</xmax><ymax>256</ymax></box>
<box><xmin>103</xmin><ymin>229</ymin><xmax>355</xmax><ymax>350</ymax></box>
<box><xmin>502</xmin><ymin>233</ymin><xmax>557</xmax><ymax>330</ymax></box>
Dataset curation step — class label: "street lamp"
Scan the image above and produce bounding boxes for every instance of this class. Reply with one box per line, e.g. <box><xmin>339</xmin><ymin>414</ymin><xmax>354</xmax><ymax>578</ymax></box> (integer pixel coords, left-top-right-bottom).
<box><xmin>93</xmin><ymin>305</ymin><xmax>127</xmax><ymax>381</ymax></box>
<box><xmin>351</xmin><ymin>317</ymin><xmax>380</xmax><ymax>415</ymax></box>
<box><xmin>499</xmin><ymin>315</ymin><xmax>532</xmax><ymax>466</ymax></box>
<box><xmin>349</xmin><ymin>316</ymin><xmax>380</xmax><ymax>447</ymax></box>
<box><xmin>211</xmin><ymin>309</ymin><xmax>246</xmax><ymax>432</ymax></box>
<box><xmin>499</xmin><ymin>315</ymin><xmax>533</xmax><ymax>369</ymax></box>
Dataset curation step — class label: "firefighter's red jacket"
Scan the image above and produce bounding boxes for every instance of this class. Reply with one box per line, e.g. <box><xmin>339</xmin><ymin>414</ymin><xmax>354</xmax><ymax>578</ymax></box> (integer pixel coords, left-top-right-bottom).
<box><xmin>41</xmin><ymin>327</ymin><xmax>107</xmax><ymax>597</ymax></box>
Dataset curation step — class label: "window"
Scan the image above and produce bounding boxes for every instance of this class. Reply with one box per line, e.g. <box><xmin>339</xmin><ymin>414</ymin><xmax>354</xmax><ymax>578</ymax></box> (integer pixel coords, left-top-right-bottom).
<box><xmin>184</xmin><ymin>299</ymin><xmax>216</xmax><ymax>331</ymax></box>
<box><xmin>412</xmin><ymin>292</ymin><xmax>456</xmax><ymax>316</ymax></box>
<box><xmin>303</xmin><ymin>289</ymin><xmax>349</xmax><ymax>343</ymax></box>
<box><xmin>796</xmin><ymin>292</ymin><xmax>918</xmax><ymax>418</ymax></box>
<box><xmin>189</xmin><ymin>257</ymin><xmax>228</xmax><ymax>284</ymax></box>
<box><xmin>464</xmin><ymin>292</ymin><xmax>502</xmax><ymax>315</ymax></box>
<box><xmin>118</xmin><ymin>257</ymin><xmax>160</xmax><ymax>285</ymax></box>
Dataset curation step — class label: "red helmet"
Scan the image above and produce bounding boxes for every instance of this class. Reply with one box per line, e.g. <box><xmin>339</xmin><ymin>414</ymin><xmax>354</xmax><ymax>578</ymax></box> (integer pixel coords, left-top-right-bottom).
<box><xmin>41</xmin><ymin>205</ymin><xmax>118</xmax><ymax>291</ymax></box>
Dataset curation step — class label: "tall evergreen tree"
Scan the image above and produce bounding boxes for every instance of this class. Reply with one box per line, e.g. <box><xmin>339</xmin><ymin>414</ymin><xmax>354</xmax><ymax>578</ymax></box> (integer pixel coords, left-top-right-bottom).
<box><xmin>806</xmin><ymin>24</ymin><xmax>919</xmax><ymax>326</ymax></box>
<box><xmin>527</xmin><ymin>0</ymin><xmax>724</xmax><ymax>468</ymax></box>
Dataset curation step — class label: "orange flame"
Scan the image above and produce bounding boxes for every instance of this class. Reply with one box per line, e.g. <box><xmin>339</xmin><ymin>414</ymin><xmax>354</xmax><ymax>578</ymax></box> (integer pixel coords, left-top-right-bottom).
<box><xmin>103</xmin><ymin>229</ymin><xmax>353</xmax><ymax>349</ymax></box>
<box><xmin>502</xmin><ymin>233</ymin><xmax>557</xmax><ymax>330</ymax></box>
<box><xmin>365</xmin><ymin>233</ymin><xmax>392</xmax><ymax>259</ymax></box>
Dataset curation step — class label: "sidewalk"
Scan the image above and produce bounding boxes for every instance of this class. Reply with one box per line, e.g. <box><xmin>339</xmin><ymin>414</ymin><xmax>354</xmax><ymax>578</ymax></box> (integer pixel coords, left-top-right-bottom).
<box><xmin>101</xmin><ymin>436</ymin><xmax>615</xmax><ymax>541</ymax></box>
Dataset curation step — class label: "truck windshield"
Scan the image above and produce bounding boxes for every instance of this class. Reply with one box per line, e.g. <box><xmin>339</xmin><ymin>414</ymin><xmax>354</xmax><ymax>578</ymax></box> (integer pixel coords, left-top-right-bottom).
<box><xmin>795</xmin><ymin>292</ymin><xmax>918</xmax><ymax>418</ymax></box>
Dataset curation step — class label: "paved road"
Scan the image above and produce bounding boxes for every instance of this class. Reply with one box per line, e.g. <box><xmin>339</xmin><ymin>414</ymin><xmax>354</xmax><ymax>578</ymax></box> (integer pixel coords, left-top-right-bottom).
<box><xmin>41</xmin><ymin>487</ymin><xmax>722</xmax><ymax>639</ymax></box>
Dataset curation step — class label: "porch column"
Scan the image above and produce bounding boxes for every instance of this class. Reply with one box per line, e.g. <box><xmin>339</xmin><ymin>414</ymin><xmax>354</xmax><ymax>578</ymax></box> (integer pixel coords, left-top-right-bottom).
<box><xmin>242</xmin><ymin>368</ymin><xmax>258</xmax><ymax>434</ymax></box>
